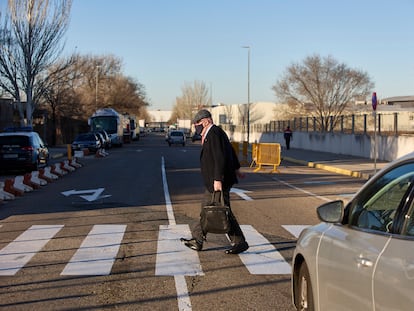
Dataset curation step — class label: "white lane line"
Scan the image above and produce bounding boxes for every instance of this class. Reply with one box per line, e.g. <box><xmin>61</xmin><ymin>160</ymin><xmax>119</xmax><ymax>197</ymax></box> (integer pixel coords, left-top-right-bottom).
<box><xmin>161</xmin><ymin>156</ymin><xmax>193</xmax><ymax>311</ymax></box>
<box><xmin>239</xmin><ymin>225</ymin><xmax>291</xmax><ymax>275</ymax></box>
<box><xmin>156</xmin><ymin>225</ymin><xmax>204</xmax><ymax>276</ymax></box>
<box><xmin>282</xmin><ymin>225</ymin><xmax>310</xmax><ymax>238</ymax></box>
<box><xmin>61</xmin><ymin>224</ymin><xmax>126</xmax><ymax>276</ymax></box>
<box><xmin>230</xmin><ymin>187</ymin><xmax>253</xmax><ymax>201</ymax></box>
<box><xmin>161</xmin><ymin>156</ymin><xmax>176</xmax><ymax>225</ymax></box>
<box><xmin>175</xmin><ymin>273</ymin><xmax>192</xmax><ymax>310</ymax></box>
<box><xmin>0</xmin><ymin>225</ymin><xmax>64</xmax><ymax>276</ymax></box>
<box><xmin>272</xmin><ymin>177</ymin><xmax>332</xmax><ymax>202</ymax></box>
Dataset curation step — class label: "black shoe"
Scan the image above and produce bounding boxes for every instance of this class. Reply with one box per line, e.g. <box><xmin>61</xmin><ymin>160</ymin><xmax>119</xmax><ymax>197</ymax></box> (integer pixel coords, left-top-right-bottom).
<box><xmin>180</xmin><ymin>238</ymin><xmax>203</xmax><ymax>251</ymax></box>
<box><xmin>225</xmin><ymin>241</ymin><xmax>249</xmax><ymax>254</ymax></box>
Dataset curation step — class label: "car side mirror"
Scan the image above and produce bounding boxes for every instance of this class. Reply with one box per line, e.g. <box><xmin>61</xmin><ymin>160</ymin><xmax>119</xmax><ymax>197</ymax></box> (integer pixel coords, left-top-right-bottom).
<box><xmin>317</xmin><ymin>200</ymin><xmax>344</xmax><ymax>223</ymax></box>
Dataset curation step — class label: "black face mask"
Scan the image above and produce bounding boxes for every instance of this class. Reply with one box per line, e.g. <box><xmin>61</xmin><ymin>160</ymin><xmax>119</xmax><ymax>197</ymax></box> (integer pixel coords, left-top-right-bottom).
<box><xmin>195</xmin><ymin>124</ymin><xmax>204</xmax><ymax>135</ymax></box>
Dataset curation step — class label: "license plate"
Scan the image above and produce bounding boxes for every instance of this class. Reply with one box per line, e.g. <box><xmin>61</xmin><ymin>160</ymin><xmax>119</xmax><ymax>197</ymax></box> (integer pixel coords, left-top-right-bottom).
<box><xmin>3</xmin><ymin>154</ymin><xmax>18</xmax><ymax>159</ymax></box>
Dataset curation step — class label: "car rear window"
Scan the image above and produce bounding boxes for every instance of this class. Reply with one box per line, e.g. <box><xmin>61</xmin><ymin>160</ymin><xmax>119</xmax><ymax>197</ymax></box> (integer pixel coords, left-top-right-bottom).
<box><xmin>0</xmin><ymin>135</ymin><xmax>30</xmax><ymax>147</ymax></box>
<box><xmin>171</xmin><ymin>132</ymin><xmax>183</xmax><ymax>136</ymax></box>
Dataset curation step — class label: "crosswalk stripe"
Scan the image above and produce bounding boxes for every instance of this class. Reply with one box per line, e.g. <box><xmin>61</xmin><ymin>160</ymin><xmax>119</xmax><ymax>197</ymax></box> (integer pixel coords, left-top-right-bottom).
<box><xmin>61</xmin><ymin>224</ymin><xmax>126</xmax><ymax>276</ymax></box>
<box><xmin>282</xmin><ymin>225</ymin><xmax>310</xmax><ymax>238</ymax></box>
<box><xmin>239</xmin><ymin>225</ymin><xmax>292</xmax><ymax>275</ymax></box>
<box><xmin>156</xmin><ymin>224</ymin><xmax>204</xmax><ymax>276</ymax></box>
<box><xmin>0</xmin><ymin>225</ymin><xmax>64</xmax><ymax>276</ymax></box>
<box><xmin>0</xmin><ymin>224</ymin><xmax>308</xmax><ymax>277</ymax></box>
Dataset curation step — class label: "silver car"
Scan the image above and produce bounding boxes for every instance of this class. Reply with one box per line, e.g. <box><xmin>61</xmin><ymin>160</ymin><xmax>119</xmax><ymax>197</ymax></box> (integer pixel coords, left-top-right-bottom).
<box><xmin>167</xmin><ymin>130</ymin><xmax>186</xmax><ymax>147</ymax></box>
<box><xmin>292</xmin><ymin>151</ymin><xmax>414</xmax><ymax>311</ymax></box>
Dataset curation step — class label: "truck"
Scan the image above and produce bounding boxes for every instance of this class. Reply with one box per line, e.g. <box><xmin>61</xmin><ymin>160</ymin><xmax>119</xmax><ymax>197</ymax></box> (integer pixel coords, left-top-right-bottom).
<box><xmin>89</xmin><ymin>108</ymin><xmax>126</xmax><ymax>147</ymax></box>
<box><xmin>122</xmin><ymin>113</ymin><xmax>140</xmax><ymax>142</ymax></box>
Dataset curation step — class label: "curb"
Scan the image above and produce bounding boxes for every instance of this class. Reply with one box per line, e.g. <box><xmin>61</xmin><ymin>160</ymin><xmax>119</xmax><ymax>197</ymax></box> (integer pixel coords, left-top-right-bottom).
<box><xmin>282</xmin><ymin>156</ymin><xmax>371</xmax><ymax>180</ymax></box>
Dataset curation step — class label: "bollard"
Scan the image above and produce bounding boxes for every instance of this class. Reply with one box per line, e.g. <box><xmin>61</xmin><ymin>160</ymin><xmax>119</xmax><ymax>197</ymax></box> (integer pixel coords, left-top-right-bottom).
<box><xmin>67</xmin><ymin>144</ymin><xmax>72</xmax><ymax>161</ymax></box>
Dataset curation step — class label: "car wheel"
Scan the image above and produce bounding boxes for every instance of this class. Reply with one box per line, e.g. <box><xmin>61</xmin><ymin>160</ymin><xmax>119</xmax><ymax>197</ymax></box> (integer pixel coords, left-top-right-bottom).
<box><xmin>296</xmin><ymin>262</ymin><xmax>314</xmax><ymax>311</ymax></box>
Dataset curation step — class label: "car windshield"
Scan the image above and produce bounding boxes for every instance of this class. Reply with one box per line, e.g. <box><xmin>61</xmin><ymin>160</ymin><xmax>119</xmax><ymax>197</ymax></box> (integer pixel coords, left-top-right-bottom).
<box><xmin>349</xmin><ymin>162</ymin><xmax>414</xmax><ymax>232</ymax></box>
<box><xmin>75</xmin><ymin>133</ymin><xmax>95</xmax><ymax>141</ymax></box>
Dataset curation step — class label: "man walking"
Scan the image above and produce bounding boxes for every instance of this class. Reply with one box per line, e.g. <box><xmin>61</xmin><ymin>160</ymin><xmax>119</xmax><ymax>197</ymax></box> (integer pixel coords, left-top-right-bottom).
<box><xmin>284</xmin><ymin>126</ymin><xmax>293</xmax><ymax>150</ymax></box>
<box><xmin>181</xmin><ymin>109</ymin><xmax>249</xmax><ymax>254</ymax></box>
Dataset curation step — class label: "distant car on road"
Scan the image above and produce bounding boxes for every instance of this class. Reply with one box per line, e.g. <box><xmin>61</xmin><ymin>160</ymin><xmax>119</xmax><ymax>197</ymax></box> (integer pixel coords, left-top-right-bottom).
<box><xmin>166</xmin><ymin>130</ymin><xmax>186</xmax><ymax>147</ymax></box>
<box><xmin>191</xmin><ymin>133</ymin><xmax>202</xmax><ymax>142</ymax></box>
<box><xmin>71</xmin><ymin>132</ymin><xmax>102</xmax><ymax>154</ymax></box>
<box><xmin>0</xmin><ymin>127</ymin><xmax>49</xmax><ymax>172</ymax></box>
<box><xmin>292</xmin><ymin>151</ymin><xmax>414</xmax><ymax>311</ymax></box>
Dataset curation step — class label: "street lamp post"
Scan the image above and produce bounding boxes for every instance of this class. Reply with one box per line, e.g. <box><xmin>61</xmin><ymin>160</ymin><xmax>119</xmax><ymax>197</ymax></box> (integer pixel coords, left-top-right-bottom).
<box><xmin>242</xmin><ymin>46</ymin><xmax>250</xmax><ymax>143</ymax></box>
<box><xmin>95</xmin><ymin>65</ymin><xmax>100</xmax><ymax>110</ymax></box>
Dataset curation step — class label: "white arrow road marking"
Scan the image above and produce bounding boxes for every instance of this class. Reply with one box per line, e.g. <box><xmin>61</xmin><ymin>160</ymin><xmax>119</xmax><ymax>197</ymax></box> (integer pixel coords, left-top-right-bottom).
<box><xmin>0</xmin><ymin>225</ymin><xmax>64</xmax><ymax>276</ymax></box>
<box><xmin>282</xmin><ymin>225</ymin><xmax>311</xmax><ymax>238</ymax></box>
<box><xmin>230</xmin><ymin>187</ymin><xmax>253</xmax><ymax>201</ymax></box>
<box><xmin>238</xmin><ymin>225</ymin><xmax>291</xmax><ymax>275</ymax></box>
<box><xmin>61</xmin><ymin>225</ymin><xmax>126</xmax><ymax>276</ymax></box>
<box><xmin>155</xmin><ymin>224</ymin><xmax>204</xmax><ymax>276</ymax></box>
<box><xmin>61</xmin><ymin>188</ymin><xmax>111</xmax><ymax>202</ymax></box>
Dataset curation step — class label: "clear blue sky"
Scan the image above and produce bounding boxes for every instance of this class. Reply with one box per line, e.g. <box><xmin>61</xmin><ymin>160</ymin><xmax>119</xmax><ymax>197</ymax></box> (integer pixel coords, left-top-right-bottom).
<box><xmin>48</xmin><ymin>0</ymin><xmax>414</xmax><ymax>109</ymax></box>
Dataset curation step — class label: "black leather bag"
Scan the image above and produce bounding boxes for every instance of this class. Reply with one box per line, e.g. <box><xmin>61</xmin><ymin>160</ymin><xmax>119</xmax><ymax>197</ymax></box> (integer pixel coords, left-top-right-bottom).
<box><xmin>200</xmin><ymin>191</ymin><xmax>231</xmax><ymax>234</ymax></box>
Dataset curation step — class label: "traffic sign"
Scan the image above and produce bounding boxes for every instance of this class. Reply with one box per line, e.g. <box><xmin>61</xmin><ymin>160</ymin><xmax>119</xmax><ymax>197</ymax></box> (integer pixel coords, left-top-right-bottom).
<box><xmin>372</xmin><ymin>92</ymin><xmax>377</xmax><ymax>111</ymax></box>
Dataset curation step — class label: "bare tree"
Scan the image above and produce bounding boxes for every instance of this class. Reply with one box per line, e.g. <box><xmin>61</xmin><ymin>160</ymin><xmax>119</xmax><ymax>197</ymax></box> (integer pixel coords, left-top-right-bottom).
<box><xmin>105</xmin><ymin>75</ymin><xmax>148</xmax><ymax>115</ymax></box>
<box><xmin>272</xmin><ymin>54</ymin><xmax>374</xmax><ymax>131</ymax></box>
<box><xmin>36</xmin><ymin>53</ymin><xmax>148</xmax><ymax>143</ymax></box>
<box><xmin>172</xmin><ymin>80</ymin><xmax>210</xmax><ymax>121</ymax></box>
<box><xmin>38</xmin><ymin>53</ymin><xmax>81</xmax><ymax>144</ymax></box>
<box><xmin>0</xmin><ymin>0</ymin><xmax>72</xmax><ymax>126</ymax></box>
<box><xmin>69</xmin><ymin>54</ymin><xmax>148</xmax><ymax>117</ymax></box>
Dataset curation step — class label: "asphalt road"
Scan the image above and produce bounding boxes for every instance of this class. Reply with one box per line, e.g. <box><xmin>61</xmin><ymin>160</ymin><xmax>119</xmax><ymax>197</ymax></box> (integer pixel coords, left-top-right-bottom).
<box><xmin>0</xmin><ymin>133</ymin><xmax>366</xmax><ymax>310</ymax></box>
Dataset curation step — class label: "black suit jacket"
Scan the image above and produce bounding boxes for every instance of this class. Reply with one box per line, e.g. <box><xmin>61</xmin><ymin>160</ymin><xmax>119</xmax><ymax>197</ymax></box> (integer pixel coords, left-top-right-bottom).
<box><xmin>200</xmin><ymin>125</ymin><xmax>240</xmax><ymax>192</ymax></box>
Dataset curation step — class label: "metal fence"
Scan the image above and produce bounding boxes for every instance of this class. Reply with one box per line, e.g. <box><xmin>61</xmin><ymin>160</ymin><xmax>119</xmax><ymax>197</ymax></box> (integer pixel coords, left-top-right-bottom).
<box><xmin>223</xmin><ymin>112</ymin><xmax>414</xmax><ymax>136</ymax></box>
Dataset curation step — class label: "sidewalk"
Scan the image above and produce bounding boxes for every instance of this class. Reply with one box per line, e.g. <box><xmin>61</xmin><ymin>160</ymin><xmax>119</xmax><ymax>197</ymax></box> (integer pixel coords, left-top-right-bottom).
<box><xmin>280</xmin><ymin>148</ymin><xmax>389</xmax><ymax>180</ymax></box>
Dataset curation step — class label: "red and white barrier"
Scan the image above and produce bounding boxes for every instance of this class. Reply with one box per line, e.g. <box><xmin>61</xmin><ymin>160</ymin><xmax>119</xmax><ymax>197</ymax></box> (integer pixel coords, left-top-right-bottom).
<box><xmin>95</xmin><ymin>149</ymin><xmax>109</xmax><ymax>158</ymax></box>
<box><xmin>39</xmin><ymin>167</ymin><xmax>59</xmax><ymax>182</ymax></box>
<box><xmin>70</xmin><ymin>158</ymin><xmax>82</xmax><ymax>168</ymax></box>
<box><xmin>51</xmin><ymin>163</ymin><xmax>67</xmax><ymax>177</ymax></box>
<box><xmin>62</xmin><ymin>160</ymin><xmax>75</xmax><ymax>172</ymax></box>
<box><xmin>4</xmin><ymin>179</ymin><xmax>24</xmax><ymax>196</ymax></box>
<box><xmin>0</xmin><ymin>152</ymin><xmax>86</xmax><ymax>201</ymax></box>
<box><xmin>14</xmin><ymin>176</ymin><xmax>34</xmax><ymax>192</ymax></box>
<box><xmin>31</xmin><ymin>171</ymin><xmax>48</xmax><ymax>186</ymax></box>
<box><xmin>23</xmin><ymin>173</ymin><xmax>41</xmax><ymax>189</ymax></box>
<box><xmin>0</xmin><ymin>181</ymin><xmax>15</xmax><ymax>200</ymax></box>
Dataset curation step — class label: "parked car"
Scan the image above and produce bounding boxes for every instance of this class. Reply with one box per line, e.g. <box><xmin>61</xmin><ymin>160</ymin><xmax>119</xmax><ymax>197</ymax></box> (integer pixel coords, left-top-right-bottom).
<box><xmin>94</xmin><ymin>131</ymin><xmax>106</xmax><ymax>149</ymax></box>
<box><xmin>0</xmin><ymin>127</ymin><xmax>49</xmax><ymax>172</ymax></box>
<box><xmin>71</xmin><ymin>132</ymin><xmax>102</xmax><ymax>154</ymax></box>
<box><xmin>292</xmin><ymin>151</ymin><xmax>414</xmax><ymax>311</ymax></box>
<box><xmin>166</xmin><ymin>130</ymin><xmax>186</xmax><ymax>146</ymax></box>
<box><xmin>96</xmin><ymin>129</ymin><xmax>111</xmax><ymax>149</ymax></box>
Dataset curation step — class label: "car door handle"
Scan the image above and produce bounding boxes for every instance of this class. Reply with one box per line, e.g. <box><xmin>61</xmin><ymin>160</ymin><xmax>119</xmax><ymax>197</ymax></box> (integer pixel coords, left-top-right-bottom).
<box><xmin>355</xmin><ymin>257</ymin><xmax>373</xmax><ymax>267</ymax></box>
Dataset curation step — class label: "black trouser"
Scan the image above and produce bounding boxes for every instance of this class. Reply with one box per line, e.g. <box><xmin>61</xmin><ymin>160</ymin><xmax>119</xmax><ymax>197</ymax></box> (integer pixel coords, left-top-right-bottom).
<box><xmin>285</xmin><ymin>138</ymin><xmax>291</xmax><ymax>149</ymax></box>
<box><xmin>191</xmin><ymin>189</ymin><xmax>246</xmax><ymax>245</ymax></box>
